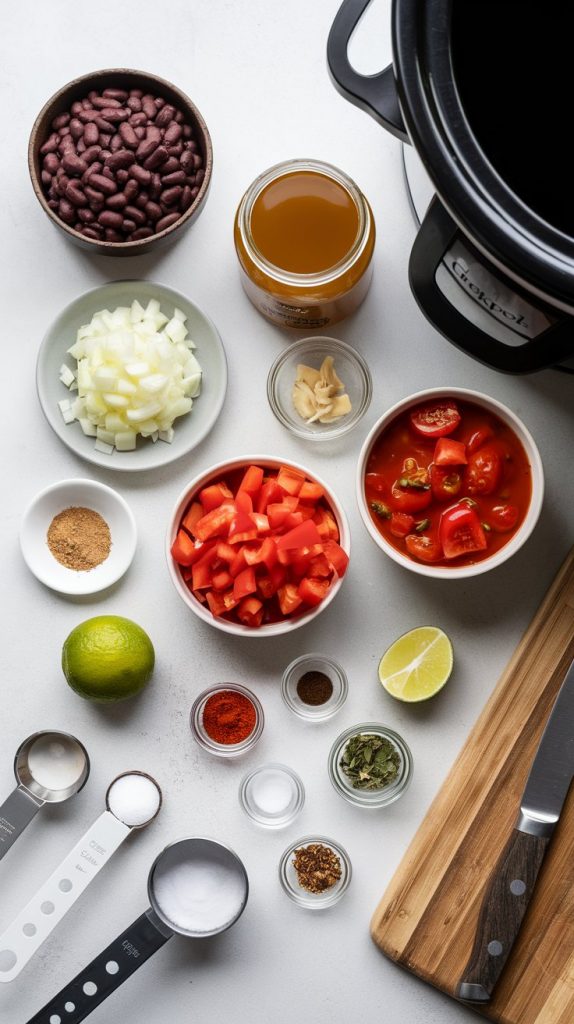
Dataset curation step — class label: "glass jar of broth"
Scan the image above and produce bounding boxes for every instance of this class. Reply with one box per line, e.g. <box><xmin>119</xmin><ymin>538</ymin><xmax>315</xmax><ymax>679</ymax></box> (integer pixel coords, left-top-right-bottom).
<box><xmin>234</xmin><ymin>159</ymin><xmax>375</xmax><ymax>329</ymax></box>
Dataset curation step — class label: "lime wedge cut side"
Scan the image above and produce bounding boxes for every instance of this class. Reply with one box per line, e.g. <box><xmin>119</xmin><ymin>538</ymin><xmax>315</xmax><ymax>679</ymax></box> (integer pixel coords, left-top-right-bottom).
<box><xmin>378</xmin><ymin>626</ymin><xmax>453</xmax><ymax>702</ymax></box>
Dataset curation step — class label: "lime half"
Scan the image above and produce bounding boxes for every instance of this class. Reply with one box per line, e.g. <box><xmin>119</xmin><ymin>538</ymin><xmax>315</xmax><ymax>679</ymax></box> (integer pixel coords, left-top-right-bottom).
<box><xmin>378</xmin><ymin>626</ymin><xmax>453</xmax><ymax>702</ymax></box>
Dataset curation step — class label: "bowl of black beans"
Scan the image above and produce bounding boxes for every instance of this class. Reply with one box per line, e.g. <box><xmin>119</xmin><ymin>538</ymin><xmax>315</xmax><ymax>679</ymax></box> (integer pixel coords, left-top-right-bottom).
<box><xmin>29</xmin><ymin>69</ymin><xmax>212</xmax><ymax>256</ymax></box>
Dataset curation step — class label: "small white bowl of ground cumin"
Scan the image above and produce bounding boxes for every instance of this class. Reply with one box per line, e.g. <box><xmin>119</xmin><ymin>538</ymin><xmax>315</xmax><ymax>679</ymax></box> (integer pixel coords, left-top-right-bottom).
<box><xmin>20</xmin><ymin>478</ymin><xmax>136</xmax><ymax>595</ymax></box>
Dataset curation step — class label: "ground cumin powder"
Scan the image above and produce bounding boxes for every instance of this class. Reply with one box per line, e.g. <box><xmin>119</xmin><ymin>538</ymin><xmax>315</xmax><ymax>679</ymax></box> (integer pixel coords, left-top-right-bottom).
<box><xmin>47</xmin><ymin>506</ymin><xmax>111</xmax><ymax>571</ymax></box>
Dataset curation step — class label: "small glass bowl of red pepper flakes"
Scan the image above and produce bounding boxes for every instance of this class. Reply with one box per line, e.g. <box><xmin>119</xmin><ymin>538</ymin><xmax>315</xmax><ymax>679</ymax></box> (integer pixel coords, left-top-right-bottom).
<box><xmin>190</xmin><ymin>683</ymin><xmax>264</xmax><ymax>758</ymax></box>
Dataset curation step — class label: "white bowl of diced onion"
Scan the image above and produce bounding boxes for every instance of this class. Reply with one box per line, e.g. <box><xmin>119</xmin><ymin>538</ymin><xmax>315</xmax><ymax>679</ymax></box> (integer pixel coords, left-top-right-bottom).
<box><xmin>36</xmin><ymin>281</ymin><xmax>227</xmax><ymax>472</ymax></box>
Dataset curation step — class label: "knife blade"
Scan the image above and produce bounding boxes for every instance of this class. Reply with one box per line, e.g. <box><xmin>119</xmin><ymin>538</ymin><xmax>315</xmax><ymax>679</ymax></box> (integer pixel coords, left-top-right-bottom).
<box><xmin>458</xmin><ymin>655</ymin><xmax>574</xmax><ymax>1004</ymax></box>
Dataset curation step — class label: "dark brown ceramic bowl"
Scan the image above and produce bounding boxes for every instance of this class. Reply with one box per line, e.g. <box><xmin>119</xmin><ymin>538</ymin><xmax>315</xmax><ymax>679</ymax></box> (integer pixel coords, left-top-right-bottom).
<box><xmin>28</xmin><ymin>68</ymin><xmax>213</xmax><ymax>257</ymax></box>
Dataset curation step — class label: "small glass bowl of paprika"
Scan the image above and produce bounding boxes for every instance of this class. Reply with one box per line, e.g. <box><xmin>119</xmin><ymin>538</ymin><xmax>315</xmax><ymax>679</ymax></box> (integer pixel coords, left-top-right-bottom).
<box><xmin>190</xmin><ymin>683</ymin><xmax>264</xmax><ymax>758</ymax></box>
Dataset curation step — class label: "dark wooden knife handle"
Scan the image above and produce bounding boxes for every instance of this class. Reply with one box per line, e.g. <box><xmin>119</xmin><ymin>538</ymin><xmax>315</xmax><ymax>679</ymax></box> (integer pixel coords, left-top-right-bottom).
<box><xmin>457</xmin><ymin>828</ymin><xmax>550</xmax><ymax>1003</ymax></box>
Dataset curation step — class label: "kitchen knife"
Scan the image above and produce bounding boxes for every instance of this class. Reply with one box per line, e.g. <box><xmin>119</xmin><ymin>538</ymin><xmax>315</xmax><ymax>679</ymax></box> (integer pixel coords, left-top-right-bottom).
<box><xmin>458</xmin><ymin>655</ymin><xmax>574</xmax><ymax>1003</ymax></box>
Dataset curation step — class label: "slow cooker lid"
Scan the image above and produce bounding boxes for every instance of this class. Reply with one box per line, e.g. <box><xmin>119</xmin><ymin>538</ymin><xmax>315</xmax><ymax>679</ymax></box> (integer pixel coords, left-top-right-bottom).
<box><xmin>393</xmin><ymin>0</ymin><xmax>574</xmax><ymax>311</ymax></box>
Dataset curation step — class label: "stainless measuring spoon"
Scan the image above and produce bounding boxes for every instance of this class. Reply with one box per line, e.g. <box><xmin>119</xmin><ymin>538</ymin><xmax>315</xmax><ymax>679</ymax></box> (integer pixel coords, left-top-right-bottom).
<box><xmin>0</xmin><ymin>771</ymin><xmax>162</xmax><ymax>982</ymax></box>
<box><xmin>0</xmin><ymin>731</ymin><xmax>90</xmax><ymax>862</ymax></box>
<box><xmin>27</xmin><ymin>837</ymin><xmax>249</xmax><ymax>1024</ymax></box>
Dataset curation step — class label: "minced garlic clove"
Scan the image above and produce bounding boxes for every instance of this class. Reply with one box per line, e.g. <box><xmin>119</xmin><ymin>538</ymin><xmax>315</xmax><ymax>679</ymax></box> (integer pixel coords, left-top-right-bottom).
<box><xmin>292</xmin><ymin>356</ymin><xmax>352</xmax><ymax>426</ymax></box>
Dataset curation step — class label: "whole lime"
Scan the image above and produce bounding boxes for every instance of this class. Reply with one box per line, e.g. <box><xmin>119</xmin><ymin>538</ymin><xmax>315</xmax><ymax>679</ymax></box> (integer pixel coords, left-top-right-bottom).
<box><xmin>62</xmin><ymin>615</ymin><xmax>155</xmax><ymax>703</ymax></box>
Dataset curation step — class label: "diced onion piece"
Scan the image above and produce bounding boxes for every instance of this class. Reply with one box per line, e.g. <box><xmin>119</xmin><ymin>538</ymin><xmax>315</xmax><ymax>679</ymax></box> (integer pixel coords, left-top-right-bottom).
<box><xmin>62</xmin><ymin>408</ymin><xmax>75</xmax><ymax>424</ymax></box>
<box><xmin>59</xmin><ymin>364</ymin><xmax>76</xmax><ymax>388</ymax></box>
<box><xmin>103</xmin><ymin>392</ymin><xmax>130</xmax><ymax>408</ymax></box>
<box><xmin>95</xmin><ymin>439</ymin><xmax>114</xmax><ymax>454</ymax></box>
<box><xmin>58</xmin><ymin>399</ymin><xmax>71</xmax><ymax>412</ymax></box>
<box><xmin>139</xmin><ymin>374</ymin><xmax>167</xmax><ymax>393</ymax></box>
<box><xmin>126</xmin><ymin>402</ymin><xmax>162</xmax><ymax>423</ymax></box>
<box><xmin>159</xmin><ymin>428</ymin><xmax>175</xmax><ymax>443</ymax></box>
<box><xmin>115</xmin><ymin>431</ymin><xmax>137</xmax><ymax>451</ymax></box>
<box><xmin>80</xmin><ymin>418</ymin><xmax>97</xmax><ymax>437</ymax></box>
<box><xmin>125</xmin><ymin>362</ymin><xmax>150</xmax><ymax>378</ymax></box>
<box><xmin>96</xmin><ymin>428</ymin><xmax>115</xmax><ymax>445</ymax></box>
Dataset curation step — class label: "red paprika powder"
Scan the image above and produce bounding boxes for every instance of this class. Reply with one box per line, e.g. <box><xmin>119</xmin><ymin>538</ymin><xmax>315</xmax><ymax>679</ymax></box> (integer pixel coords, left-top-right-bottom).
<box><xmin>202</xmin><ymin>690</ymin><xmax>257</xmax><ymax>744</ymax></box>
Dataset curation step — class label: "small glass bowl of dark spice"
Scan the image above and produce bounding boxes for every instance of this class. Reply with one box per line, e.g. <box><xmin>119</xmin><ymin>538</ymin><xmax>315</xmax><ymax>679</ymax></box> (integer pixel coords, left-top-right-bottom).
<box><xmin>279</xmin><ymin>835</ymin><xmax>352</xmax><ymax>909</ymax></box>
<box><xmin>328</xmin><ymin>723</ymin><xmax>413</xmax><ymax>808</ymax></box>
<box><xmin>282</xmin><ymin>654</ymin><xmax>348</xmax><ymax>721</ymax></box>
<box><xmin>190</xmin><ymin>683</ymin><xmax>264</xmax><ymax>758</ymax></box>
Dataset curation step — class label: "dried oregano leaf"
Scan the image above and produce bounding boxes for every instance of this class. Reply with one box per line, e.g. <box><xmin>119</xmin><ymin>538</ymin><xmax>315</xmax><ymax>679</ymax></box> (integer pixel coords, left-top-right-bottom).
<box><xmin>339</xmin><ymin>733</ymin><xmax>400</xmax><ymax>790</ymax></box>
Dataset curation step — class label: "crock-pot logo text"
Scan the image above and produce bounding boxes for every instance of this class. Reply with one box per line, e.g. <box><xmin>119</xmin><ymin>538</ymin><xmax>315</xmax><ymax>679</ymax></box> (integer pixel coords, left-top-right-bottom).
<box><xmin>451</xmin><ymin>257</ymin><xmax>529</xmax><ymax>330</ymax></box>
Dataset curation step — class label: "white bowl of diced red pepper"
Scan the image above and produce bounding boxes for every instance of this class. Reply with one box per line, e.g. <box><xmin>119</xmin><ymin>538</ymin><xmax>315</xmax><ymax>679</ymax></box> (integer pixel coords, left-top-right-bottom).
<box><xmin>356</xmin><ymin>388</ymin><xmax>544</xmax><ymax>578</ymax></box>
<box><xmin>167</xmin><ymin>456</ymin><xmax>350</xmax><ymax>635</ymax></box>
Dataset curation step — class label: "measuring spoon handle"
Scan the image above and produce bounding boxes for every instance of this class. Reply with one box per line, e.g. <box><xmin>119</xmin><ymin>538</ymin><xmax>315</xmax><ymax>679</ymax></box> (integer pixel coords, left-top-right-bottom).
<box><xmin>0</xmin><ymin>811</ymin><xmax>130</xmax><ymax>982</ymax></box>
<box><xmin>0</xmin><ymin>786</ymin><xmax>43</xmax><ymax>861</ymax></box>
<box><xmin>26</xmin><ymin>909</ymin><xmax>172</xmax><ymax>1024</ymax></box>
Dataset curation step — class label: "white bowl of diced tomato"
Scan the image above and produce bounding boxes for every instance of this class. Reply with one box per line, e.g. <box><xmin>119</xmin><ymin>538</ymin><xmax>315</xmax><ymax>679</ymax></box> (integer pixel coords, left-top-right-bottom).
<box><xmin>167</xmin><ymin>456</ymin><xmax>350</xmax><ymax>634</ymax></box>
<box><xmin>357</xmin><ymin>388</ymin><xmax>544</xmax><ymax>578</ymax></box>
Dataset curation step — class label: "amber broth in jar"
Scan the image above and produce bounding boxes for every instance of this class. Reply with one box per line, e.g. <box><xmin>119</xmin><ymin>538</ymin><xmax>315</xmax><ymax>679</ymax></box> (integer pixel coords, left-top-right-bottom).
<box><xmin>234</xmin><ymin>159</ymin><xmax>375</xmax><ymax>329</ymax></box>
<box><xmin>250</xmin><ymin>171</ymin><xmax>360</xmax><ymax>275</ymax></box>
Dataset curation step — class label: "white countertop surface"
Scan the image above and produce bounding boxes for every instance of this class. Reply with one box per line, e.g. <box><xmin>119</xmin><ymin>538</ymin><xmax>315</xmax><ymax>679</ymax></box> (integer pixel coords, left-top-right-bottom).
<box><xmin>2</xmin><ymin>1</ymin><xmax>574</xmax><ymax>1022</ymax></box>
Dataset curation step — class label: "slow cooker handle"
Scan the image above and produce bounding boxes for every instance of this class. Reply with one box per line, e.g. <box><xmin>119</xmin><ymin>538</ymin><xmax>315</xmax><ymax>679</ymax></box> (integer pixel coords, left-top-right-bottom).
<box><xmin>327</xmin><ymin>0</ymin><xmax>408</xmax><ymax>142</ymax></box>
<box><xmin>410</xmin><ymin>198</ymin><xmax>574</xmax><ymax>374</ymax></box>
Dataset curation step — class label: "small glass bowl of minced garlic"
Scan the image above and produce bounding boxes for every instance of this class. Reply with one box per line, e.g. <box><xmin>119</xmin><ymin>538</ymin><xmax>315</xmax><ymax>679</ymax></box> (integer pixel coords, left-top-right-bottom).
<box><xmin>278</xmin><ymin>835</ymin><xmax>352</xmax><ymax>909</ymax></box>
<box><xmin>267</xmin><ymin>336</ymin><xmax>372</xmax><ymax>441</ymax></box>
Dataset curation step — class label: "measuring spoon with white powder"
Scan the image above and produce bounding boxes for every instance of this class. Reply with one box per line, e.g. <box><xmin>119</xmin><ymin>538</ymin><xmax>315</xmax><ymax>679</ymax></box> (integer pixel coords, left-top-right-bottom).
<box><xmin>0</xmin><ymin>771</ymin><xmax>162</xmax><ymax>982</ymax></box>
<box><xmin>26</xmin><ymin>837</ymin><xmax>249</xmax><ymax>1024</ymax></box>
<box><xmin>0</xmin><ymin>731</ymin><xmax>90</xmax><ymax>863</ymax></box>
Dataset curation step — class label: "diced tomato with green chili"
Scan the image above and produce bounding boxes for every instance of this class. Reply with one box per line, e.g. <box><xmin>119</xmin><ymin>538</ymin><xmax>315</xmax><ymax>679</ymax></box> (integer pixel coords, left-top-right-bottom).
<box><xmin>466</xmin><ymin>425</ymin><xmax>494</xmax><ymax>455</ymax></box>
<box><xmin>491</xmin><ymin>503</ymin><xmax>519</xmax><ymax>533</ymax></box>
<box><xmin>277</xmin><ymin>465</ymin><xmax>306</xmax><ymax>496</ymax></box>
<box><xmin>181</xmin><ymin>502</ymin><xmax>203</xmax><ymax>537</ymax></box>
<box><xmin>439</xmin><ymin>502</ymin><xmax>487</xmax><ymax>559</ymax></box>
<box><xmin>430</xmin><ymin>465</ymin><xmax>463</xmax><ymax>502</ymax></box>
<box><xmin>237</xmin><ymin>465</ymin><xmax>264</xmax><ymax>495</ymax></box>
<box><xmin>390</xmin><ymin>512</ymin><xmax>415</xmax><ymax>538</ymax></box>
<box><xmin>237</xmin><ymin>596</ymin><xmax>264</xmax><ymax>627</ymax></box>
<box><xmin>298</xmin><ymin>577</ymin><xmax>330</xmax><ymax>606</ymax></box>
<box><xmin>277</xmin><ymin>582</ymin><xmax>303</xmax><ymax>615</ymax></box>
<box><xmin>433</xmin><ymin>437</ymin><xmax>467</xmax><ymax>465</ymax></box>
<box><xmin>199</xmin><ymin>482</ymin><xmax>233</xmax><ymax>511</ymax></box>
<box><xmin>233</xmin><ymin>566</ymin><xmax>258</xmax><ymax>601</ymax></box>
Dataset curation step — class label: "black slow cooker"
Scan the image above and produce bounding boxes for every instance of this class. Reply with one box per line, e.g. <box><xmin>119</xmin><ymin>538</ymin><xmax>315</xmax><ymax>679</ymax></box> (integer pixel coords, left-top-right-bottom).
<box><xmin>327</xmin><ymin>0</ymin><xmax>574</xmax><ymax>374</ymax></box>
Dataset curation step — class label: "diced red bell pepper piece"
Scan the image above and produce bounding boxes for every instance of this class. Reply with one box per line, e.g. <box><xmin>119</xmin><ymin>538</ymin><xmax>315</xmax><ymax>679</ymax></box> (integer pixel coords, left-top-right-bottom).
<box><xmin>206</xmin><ymin>589</ymin><xmax>227</xmax><ymax>617</ymax></box>
<box><xmin>323</xmin><ymin>539</ymin><xmax>349</xmax><ymax>577</ymax></box>
<box><xmin>277</xmin><ymin>465</ymin><xmax>306</xmax><ymax>496</ymax></box>
<box><xmin>390</xmin><ymin>512</ymin><xmax>415</xmax><ymax>538</ymax></box>
<box><xmin>181</xmin><ymin>502</ymin><xmax>203</xmax><ymax>537</ymax></box>
<box><xmin>290</xmin><ymin>551</ymin><xmax>313</xmax><ymax>580</ymax></box>
<box><xmin>171</xmin><ymin>529</ymin><xmax>199</xmax><ymax>566</ymax></box>
<box><xmin>257</xmin><ymin>576</ymin><xmax>276</xmax><ymax>599</ymax></box>
<box><xmin>277</xmin><ymin>582</ymin><xmax>303</xmax><ymax>615</ymax></box>
<box><xmin>199</xmin><ymin>482</ymin><xmax>233</xmax><ymax>511</ymax></box>
<box><xmin>276</xmin><ymin>519</ymin><xmax>322</xmax><ymax>551</ymax></box>
<box><xmin>228</xmin><ymin>511</ymin><xmax>258</xmax><ymax>544</ymax></box>
<box><xmin>297</xmin><ymin>505</ymin><xmax>316</xmax><ymax>521</ymax></box>
<box><xmin>298</xmin><ymin>577</ymin><xmax>330</xmax><ymax>606</ymax></box>
<box><xmin>222</xmin><ymin>589</ymin><xmax>238</xmax><ymax>610</ymax></box>
<box><xmin>281</xmin><ymin>512</ymin><xmax>304</xmax><ymax>531</ymax></box>
<box><xmin>237</xmin><ymin>465</ymin><xmax>264</xmax><ymax>496</ymax></box>
<box><xmin>299</xmin><ymin>480</ymin><xmax>325</xmax><ymax>503</ymax></box>
<box><xmin>237</xmin><ymin>596</ymin><xmax>264</xmax><ymax>627</ymax></box>
<box><xmin>308</xmin><ymin>553</ymin><xmax>332</xmax><ymax>578</ymax></box>
<box><xmin>235</xmin><ymin>490</ymin><xmax>253</xmax><ymax>515</ymax></box>
<box><xmin>216</xmin><ymin>541</ymin><xmax>237</xmax><ymax>564</ymax></box>
<box><xmin>229</xmin><ymin>547</ymin><xmax>249</xmax><ymax>578</ymax></box>
<box><xmin>233</xmin><ymin>566</ymin><xmax>258</xmax><ymax>601</ymax></box>
<box><xmin>191</xmin><ymin>546</ymin><xmax>219</xmax><ymax>590</ymax></box>
<box><xmin>267</xmin><ymin>503</ymin><xmax>293</xmax><ymax>530</ymax></box>
<box><xmin>434</xmin><ymin>437</ymin><xmax>468</xmax><ymax>466</ymax></box>
<box><xmin>249</xmin><ymin>512</ymin><xmax>270</xmax><ymax>535</ymax></box>
<box><xmin>243</xmin><ymin>537</ymin><xmax>278</xmax><ymax>570</ymax></box>
<box><xmin>313</xmin><ymin>507</ymin><xmax>339</xmax><ymax>540</ymax></box>
<box><xmin>194</xmin><ymin>504</ymin><xmax>236</xmax><ymax>542</ymax></box>
<box><xmin>212</xmin><ymin>570</ymin><xmax>233</xmax><ymax>591</ymax></box>
<box><xmin>256</xmin><ymin>480</ymin><xmax>283</xmax><ymax>513</ymax></box>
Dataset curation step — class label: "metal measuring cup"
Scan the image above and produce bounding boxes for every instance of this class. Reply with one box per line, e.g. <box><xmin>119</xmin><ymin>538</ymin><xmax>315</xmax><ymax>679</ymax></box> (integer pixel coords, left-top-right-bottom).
<box><xmin>27</xmin><ymin>838</ymin><xmax>249</xmax><ymax>1024</ymax></box>
<box><xmin>0</xmin><ymin>731</ymin><xmax>90</xmax><ymax>862</ymax></box>
<box><xmin>0</xmin><ymin>771</ymin><xmax>162</xmax><ymax>982</ymax></box>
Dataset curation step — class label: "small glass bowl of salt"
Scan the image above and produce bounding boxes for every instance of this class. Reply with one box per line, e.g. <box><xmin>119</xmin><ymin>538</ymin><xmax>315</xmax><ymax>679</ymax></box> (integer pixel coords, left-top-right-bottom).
<box><xmin>239</xmin><ymin>763</ymin><xmax>305</xmax><ymax>828</ymax></box>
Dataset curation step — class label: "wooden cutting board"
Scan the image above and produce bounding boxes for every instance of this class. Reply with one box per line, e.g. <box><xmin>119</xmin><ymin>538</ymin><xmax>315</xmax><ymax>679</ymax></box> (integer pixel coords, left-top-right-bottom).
<box><xmin>371</xmin><ymin>547</ymin><xmax>574</xmax><ymax>1024</ymax></box>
